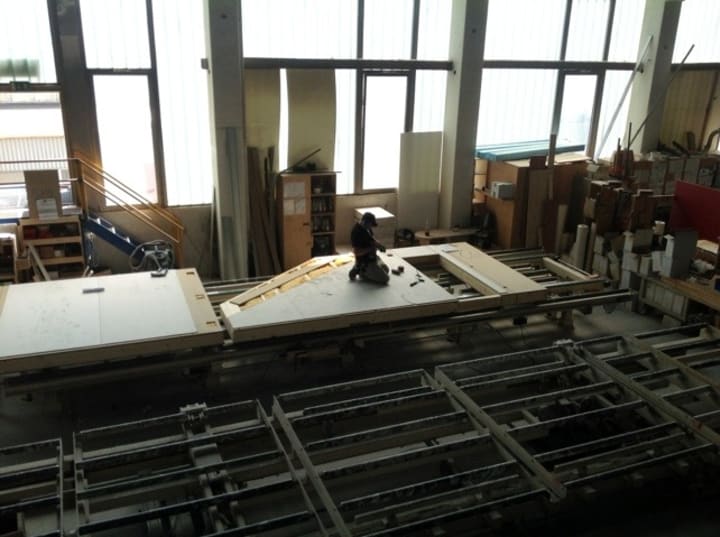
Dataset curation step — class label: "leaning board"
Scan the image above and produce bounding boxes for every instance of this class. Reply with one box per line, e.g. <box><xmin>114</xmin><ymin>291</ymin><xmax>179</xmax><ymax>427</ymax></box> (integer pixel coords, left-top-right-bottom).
<box><xmin>0</xmin><ymin>269</ymin><xmax>223</xmax><ymax>374</ymax></box>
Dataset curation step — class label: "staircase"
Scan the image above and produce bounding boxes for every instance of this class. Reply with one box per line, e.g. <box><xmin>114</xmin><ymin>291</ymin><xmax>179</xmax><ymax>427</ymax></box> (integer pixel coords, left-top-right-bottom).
<box><xmin>84</xmin><ymin>213</ymin><xmax>143</xmax><ymax>259</ymax></box>
<box><xmin>0</xmin><ymin>154</ymin><xmax>185</xmax><ymax>267</ymax></box>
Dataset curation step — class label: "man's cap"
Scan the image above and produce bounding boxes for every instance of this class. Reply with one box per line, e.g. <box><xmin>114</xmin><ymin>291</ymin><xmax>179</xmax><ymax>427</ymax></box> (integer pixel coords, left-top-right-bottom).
<box><xmin>361</xmin><ymin>212</ymin><xmax>378</xmax><ymax>226</ymax></box>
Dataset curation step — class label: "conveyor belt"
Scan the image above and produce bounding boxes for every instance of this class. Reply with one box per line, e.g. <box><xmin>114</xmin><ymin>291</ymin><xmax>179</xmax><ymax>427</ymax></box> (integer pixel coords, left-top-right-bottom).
<box><xmin>3</xmin><ymin>324</ymin><xmax>720</xmax><ymax>536</ymax></box>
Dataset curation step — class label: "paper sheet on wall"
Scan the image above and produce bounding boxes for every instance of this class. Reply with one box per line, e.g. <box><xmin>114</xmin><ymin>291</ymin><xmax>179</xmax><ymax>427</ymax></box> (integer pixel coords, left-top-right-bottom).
<box><xmin>284</xmin><ymin>181</ymin><xmax>306</xmax><ymax>198</ymax></box>
<box><xmin>283</xmin><ymin>199</ymin><xmax>296</xmax><ymax>215</ymax></box>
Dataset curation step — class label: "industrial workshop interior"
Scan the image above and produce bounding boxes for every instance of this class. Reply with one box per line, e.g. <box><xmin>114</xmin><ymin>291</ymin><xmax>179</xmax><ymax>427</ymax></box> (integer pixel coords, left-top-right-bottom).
<box><xmin>3</xmin><ymin>0</ymin><xmax>720</xmax><ymax>535</ymax></box>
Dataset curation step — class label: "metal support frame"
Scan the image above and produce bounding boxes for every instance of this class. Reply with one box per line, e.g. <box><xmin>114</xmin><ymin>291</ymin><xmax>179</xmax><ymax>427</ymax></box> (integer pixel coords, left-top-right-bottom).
<box><xmin>3</xmin><ymin>324</ymin><xmax>720</xmax><ymax>535</ymax></box>
<box><xmin>0</xmin><ymin>438</ymin><xmax>63</xmax><ymax>537</ymax></box>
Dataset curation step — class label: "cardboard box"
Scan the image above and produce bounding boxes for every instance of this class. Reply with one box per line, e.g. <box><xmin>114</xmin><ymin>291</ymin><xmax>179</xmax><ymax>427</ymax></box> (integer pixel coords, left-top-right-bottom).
<box><xmin>24</xmin><ymin>170</ymin><xmax>61</xmax><ymax>219</ymax></box>
<box><xmin>355</xmin><ymin>206</ymin><xmax>396</xmax><ymax>246</ymax></box>
<box><xmin>490</xmin><ymin>181</ymin><xmax>514</xmax><ymax>200</ymax></box>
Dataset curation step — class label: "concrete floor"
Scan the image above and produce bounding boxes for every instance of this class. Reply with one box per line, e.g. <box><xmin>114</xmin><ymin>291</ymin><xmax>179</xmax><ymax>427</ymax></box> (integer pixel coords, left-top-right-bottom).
<box><xmin>2</xmin><ymin>306</ymin><xmax>719</xmax><ymax>535</ymax></box>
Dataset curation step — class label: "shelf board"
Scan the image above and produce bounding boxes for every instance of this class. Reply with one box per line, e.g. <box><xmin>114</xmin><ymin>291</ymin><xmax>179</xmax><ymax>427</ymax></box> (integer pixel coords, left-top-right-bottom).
<box><xmin>311</xmin><ymin>193</ymin><xmax>334</xmax><ymax>197</ymax></box>
<box><xmin>23</xmin><ymin>236</ymin><xmax>82</xmax><ymax>246</ymax></box>
<box><xmin>20</xmin><ymin>215</ymin><xmax>81</xmax><ymax>226</ymax></box>
<box><xmin>38</xmin><ymin>256</ymin><xmax>85</xmax><ymax>267</ymax></box>
<box><xmin>312</xmin><ymin>232</ymin><xmax>335</xmax><ymax>236</ymax></box>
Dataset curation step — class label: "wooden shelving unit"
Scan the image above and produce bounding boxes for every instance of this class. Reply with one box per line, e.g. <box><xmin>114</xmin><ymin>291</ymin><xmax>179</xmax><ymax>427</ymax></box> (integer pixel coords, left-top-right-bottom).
<box><xmin>310</xmin><ymin>174</ymin><xmax>336</xmax><ymax>257</ymax></box>
<box><xmin>18</xmin><ymin>215</ymin><xmax>85</xmax><ymax>280</ymax></box>
<box><xmin>277</xmin><ymin>172</ymin><xmax>337</xmax><ymax>270</ymax></box>
<box><xmin>0</xmin><ymin>231</ymin><xmax>17</xmax><ymax>284</ymax></box>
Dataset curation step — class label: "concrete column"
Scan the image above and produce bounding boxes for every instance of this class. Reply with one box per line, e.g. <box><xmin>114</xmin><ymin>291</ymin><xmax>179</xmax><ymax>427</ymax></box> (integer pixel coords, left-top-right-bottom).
<box><xmin>626</xmin><ymin>0</ymin><xmax>682</xmax><ymax>153</ymax></box>
<box><xmin>439</xmin><ymin>0</ymin><xmax>487</xmax><ymax>229</ymax></box>
<box><xmin>204</xmin><ymin>0</ymin><xmax>249</xmax><ymax>279</ymax></box>
<box><xmin>50</xmin><ymin>0</ymin><xmax>100</xmax><ymax>165</ymax></box>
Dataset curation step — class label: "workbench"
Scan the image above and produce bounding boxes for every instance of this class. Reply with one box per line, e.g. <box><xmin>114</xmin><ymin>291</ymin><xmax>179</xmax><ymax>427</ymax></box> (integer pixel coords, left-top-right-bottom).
<box><xmin>638</xmin><ymin>274</ymin><xmax>720</xmax><ymax>322</ymax></box>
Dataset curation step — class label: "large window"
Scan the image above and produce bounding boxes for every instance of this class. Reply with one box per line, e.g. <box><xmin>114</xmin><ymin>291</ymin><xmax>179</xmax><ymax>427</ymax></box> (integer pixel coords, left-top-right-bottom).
<box><xmin>334</xmin><ymin>70</ymin><xmax>356</xmax><ymax>194</ymax></box>
<box><xmin>0</xmin><ymin>0</ymin><xmax>56</xmax><ymax>83</ymax></box>
<box><xmin>477</xmin><ymin>70</ymin><xmax>557</xmax><ymax>146</ymax></box>
<box><xmin>94</xmin><ymin>75</ymin><xmax>157</xmax><ymax>203</ymax></box>
<box><xmin>674</xmin><ymin>0</ymin><xmax>720</xmax><ymax>62</ymax></box>
<box><xmin>80</xmin><ymin>0</ymin><xmax>151</xmax><ymax>69</ymax></box>
<box><xmin>608</xmin><ymin>0</ymin><xmax>647</xmax><ymax>62</ymax></box>
<box><xmin>242</xmin><ymin>0</ymin><xmax>357</xmax><ymax>59</ymax></box>
<box><xmin>242</xmin><ymin>0</ymin><xmax>452</xmax><ymax>194</ymax></box>
<box><xmin>417</xmin><ymin>0</ymin><xmax>452</xmax><ymax>61</ymax></box>
<box><xmin>596</xmin><ymin>71</ymin><xmax>633</xmax><ymax>158</ymax></box>
<box><xmin>363</xmin><ymin>0</ymin><xmax>413</xmax><ymax>59</ymax></box>
<box><xmin>0</xmin><ymin>92</ymin><xmax>69</xmax><ymax>216</ymax></box>
<box><xmin>484</xmin><ymin>0</ymin><xmax>566</xmax><ymax>61</ymax></box>
<box><xmin>153</xmin><ymin>0</ymin><xmax>212</xmax><ymax>206</ymax></box>
<box><xmin>0</xmin><ymin>92</ymin><xmax>67</xmax><ymax>175</ymax></box>
<box><xmin>362</xmin><ymin>76</ymin><xmax>407</xmax><ymax>190</ymax></box>
<box><xmin>414</xmin><ymin>71</ymin><xmax>447</xmax><ymax>133</ymax></box>
<box><xmin>557</xmin><ymin>75</ymin><xmax>597</xmax><ymax>147</ymax></box>
<box><xmin>478</xmin><ymin>0</ymin><xmax>645</xmax><ymax>158</ymax></box>
<box><xmin>565</xmin><ymin>0</ymin><xmax>609</xmax><ymax>61</ymax></box>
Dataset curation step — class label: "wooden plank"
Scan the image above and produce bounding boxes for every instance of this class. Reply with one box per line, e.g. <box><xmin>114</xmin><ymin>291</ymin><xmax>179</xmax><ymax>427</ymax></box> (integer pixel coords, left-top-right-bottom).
<box><xmin>230</xmin><ymin>255</ymin><xmax>353</xmax><ymax>308</ymax></box>
<box><xmin>525</xmin><ymin>169</ymin><xmax>549</xmax><ymax>248</ymax></box>
<box><xmin>248</xmin><ymin>147</ymin><xmax>281</xmax><ymax>275</ymax></box>
<box><xmin>485</xmin><ymin>161</ymin><xmax>524</xmax><ymax>248</ymax></box>
<box><xmin>584</xmin><ymin>222</ymin><xmax>597</xmax><ymax>272</ymax></box>
<box><xmin>398</xmin><ymin>132</ymin><xmax>442</xmax><ymax>230</ymax></box>
<box><xmin>659</xmin><ymin>276</ymin><xmax>720</xmax><ymax>312</ymax></box>
<box><xmin>287</xmin><ymin>69</ymin><xmax>335</xmax><ymax>169</ymax></box>
<box><xmin>244</xmin><ymin>69</ymin><xmax>280</xmax><ymax>167</ymax></box>
<box><xmin>24</xmin><ymin>170</ymin><xmax>61</xmax><ymax>219</ymax></box>
<box><xmin>441</xmin><ymin>243</ymin><xmax>547</xmax><ymax>305</ymax></box>
<box><xmin>0</xmin><ymin>285</ymin><xmax>8</xmax><ymax>317</ymax></box>
<box><xmin>542</xmin><ymin>257</ymin><xmax>599</xmax><ymax>283</ymax></box>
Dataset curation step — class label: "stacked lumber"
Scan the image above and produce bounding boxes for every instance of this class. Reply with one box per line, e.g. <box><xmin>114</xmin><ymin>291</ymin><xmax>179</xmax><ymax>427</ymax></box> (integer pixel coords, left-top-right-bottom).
<box><xmin>247</xmin><ymin>147</ymin><xmax>281</xmax><ymax>276</ymax></box>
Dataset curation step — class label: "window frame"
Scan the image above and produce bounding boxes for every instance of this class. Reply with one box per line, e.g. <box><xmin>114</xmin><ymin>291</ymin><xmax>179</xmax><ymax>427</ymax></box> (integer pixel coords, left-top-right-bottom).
<box><xmin>78</xmin><ymin>0</ymin><xmax>167</xmax><ymax>208</ymax></box>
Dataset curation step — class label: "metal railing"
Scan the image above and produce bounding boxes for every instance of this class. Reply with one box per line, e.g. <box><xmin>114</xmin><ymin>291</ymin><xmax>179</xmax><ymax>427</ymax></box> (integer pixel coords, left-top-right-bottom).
<box><xmin>0</xmin><ymin>156</ymin><xmax>184</xmax><ymax>266</ymax></box>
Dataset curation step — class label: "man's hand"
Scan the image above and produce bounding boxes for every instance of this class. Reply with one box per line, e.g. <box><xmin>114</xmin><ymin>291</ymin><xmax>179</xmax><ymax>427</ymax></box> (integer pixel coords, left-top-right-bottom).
<box><xmin>377</xmin><ymin>242</ymin><xmax>386</xmax><ymax>253</ymax></box>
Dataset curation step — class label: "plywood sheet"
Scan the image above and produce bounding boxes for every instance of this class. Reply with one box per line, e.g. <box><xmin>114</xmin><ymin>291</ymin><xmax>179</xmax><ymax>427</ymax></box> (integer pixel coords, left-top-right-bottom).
<box><xmin>398</xmin><ymin>132</ymin><xmax>442</xmax><ymax>230</ymax></box>
<box><xmin>24</xmin><ymin>170</ymin><xmax>61</xmax><ymax>219</ymax></box>
<box><xmin>245</xmin><ymin>68</ymin><xmax>280</xmax><ymax>170</ymax></box>
<box><xmin>287</xmin><ymin>69</ymin><xmax>335</xmax><ymax>170</ymax></box>
<box><xmin>0</xmin><ymin>270</ymin><xmax>223</xmax><ymax>373</ymax></box>
<box><xmin>221</xmin><ymin>253</ymin><xmax>457</xmax><ymax>342</ymax></box>
<box><xmin>525</xmin><ymin>169</ymin><xmax>549</xmax><ymax>248</ymax></box>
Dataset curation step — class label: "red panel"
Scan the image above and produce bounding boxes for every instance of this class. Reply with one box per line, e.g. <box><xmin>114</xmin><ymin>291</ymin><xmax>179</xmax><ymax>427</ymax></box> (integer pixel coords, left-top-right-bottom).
<box><xmin>669</xmin><ymin>181</ymin><xmax>720</xmax><ymax>241</ymax></box>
